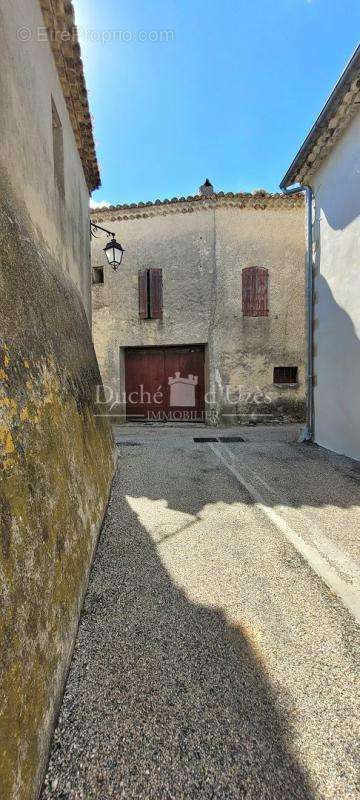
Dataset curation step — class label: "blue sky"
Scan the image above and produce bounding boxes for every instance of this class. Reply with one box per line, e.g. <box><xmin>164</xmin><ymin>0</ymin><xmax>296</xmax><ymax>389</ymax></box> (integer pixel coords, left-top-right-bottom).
<box><xmin>73</xmin><ymin>0</ymin><xmax>360</xmax><ymax>207</ymax></box>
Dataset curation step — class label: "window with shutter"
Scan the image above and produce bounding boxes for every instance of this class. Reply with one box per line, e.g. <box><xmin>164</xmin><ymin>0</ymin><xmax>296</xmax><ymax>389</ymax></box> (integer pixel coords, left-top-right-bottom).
<box><xmin>242</xmin><ymin>267</ymin><xmax>269</xmax><ymax>316</ymax></box>
<box><xmin>138</xmin><ymin>268</ymin><xmax>163</xmax><ymax>319</ymax></box>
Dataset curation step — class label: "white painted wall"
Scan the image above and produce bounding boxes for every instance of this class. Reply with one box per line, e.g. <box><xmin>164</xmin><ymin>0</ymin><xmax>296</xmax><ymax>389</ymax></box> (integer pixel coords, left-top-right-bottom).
<box><xmin>311</xmin><ymin>108</ymin><xmax>360</xmax><ymax>460</ymax></box>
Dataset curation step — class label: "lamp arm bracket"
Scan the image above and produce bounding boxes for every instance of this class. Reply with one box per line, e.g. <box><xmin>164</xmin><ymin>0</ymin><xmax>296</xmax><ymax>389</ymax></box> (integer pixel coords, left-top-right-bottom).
<box><xmin>90</xmin><ymin>221</ymin><xmax>115</xmax><ymax>239</ymax></box>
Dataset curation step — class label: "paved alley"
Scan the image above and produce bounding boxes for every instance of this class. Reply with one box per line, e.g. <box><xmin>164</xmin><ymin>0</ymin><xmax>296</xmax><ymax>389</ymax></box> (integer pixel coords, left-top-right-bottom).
<box><xmin>41</xmin><ymin>425</ymin><xmax>360</xmax><ymax>800</ymax></box>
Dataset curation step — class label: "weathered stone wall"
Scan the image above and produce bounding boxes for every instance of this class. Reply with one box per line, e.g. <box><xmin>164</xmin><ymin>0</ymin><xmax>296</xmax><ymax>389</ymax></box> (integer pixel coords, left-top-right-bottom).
<box><xmin>0</xmin><ymin>2</ymin><xmax>114</xmax><ymax>798</ymax></box>
<box><xmin>91</xmin><ymin>192</ymin><xmax>306</xmax><ymax>423</ymax></box>
<box><xmin>212</xmin><ymin>204</ymin><xmax>306</xmax><ymax>421</ymax></box>
<box><xmin>0</xmin><ymin>175</ymin><xmax>114</xmax><ymax>800</ymax></box>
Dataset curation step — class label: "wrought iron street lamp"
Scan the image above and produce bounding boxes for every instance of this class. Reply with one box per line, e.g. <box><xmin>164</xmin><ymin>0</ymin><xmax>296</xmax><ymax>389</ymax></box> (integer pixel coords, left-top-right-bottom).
<box><xmin>103</xmin><ymin>237</ymin><xmax>125</xmax><ymax>270</ymax></box>
<box><xmin>90</xmin><ymin>221</ymin><xmax>125</xmax><ymax>271</ymax></box>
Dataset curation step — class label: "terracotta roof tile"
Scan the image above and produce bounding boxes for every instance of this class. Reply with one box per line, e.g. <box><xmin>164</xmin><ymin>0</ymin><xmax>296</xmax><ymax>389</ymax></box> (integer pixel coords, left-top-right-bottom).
<box><xmin>90</xmin><ymin>189</ymin><xmax>303</xmax><ymax>221</ymax></box>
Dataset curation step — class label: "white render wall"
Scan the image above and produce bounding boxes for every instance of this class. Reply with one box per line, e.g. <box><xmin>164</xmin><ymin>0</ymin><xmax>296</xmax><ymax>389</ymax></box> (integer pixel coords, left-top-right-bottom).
<box><xmin>311</xmin><ymin>108</ymin><xmax>360</xmax><ymax>460</ymax></box>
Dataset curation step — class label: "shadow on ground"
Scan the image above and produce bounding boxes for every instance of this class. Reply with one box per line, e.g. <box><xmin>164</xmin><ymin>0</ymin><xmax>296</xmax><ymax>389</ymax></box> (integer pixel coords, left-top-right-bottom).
<box><xmin>41</xmin><ymin>466</ymin><xmax>314</xmax><ymax>800</ymax></box>
<box><xmin>116</xmin><ymin>436</ymin><xmax>360</xmax><ymax>514</ymax></box>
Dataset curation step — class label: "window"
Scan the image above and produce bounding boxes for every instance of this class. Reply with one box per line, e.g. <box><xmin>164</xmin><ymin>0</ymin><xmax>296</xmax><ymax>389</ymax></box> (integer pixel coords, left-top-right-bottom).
<box><xmin>51</xmin><ymin>98</ymin><xmax>65</xmax><ymax>199</ymax></box>
<box><xmin>139</xmin><ymin>269</ymin><xmax>163</xmax><ymax>319</ymax></box>
<box><xmin>273</xmin><ymin>366</ymin><xmax>298</xmax><ymax>384</ymax></box>
<box><xmin>242</xmin><ymin>267</ymin><xmax>269</xmax><ymax>316</ymax></box>
<box><xmin>93</xmin><ymin>267</ymin><xmax>104</xmax><ymax>285</ymax></box>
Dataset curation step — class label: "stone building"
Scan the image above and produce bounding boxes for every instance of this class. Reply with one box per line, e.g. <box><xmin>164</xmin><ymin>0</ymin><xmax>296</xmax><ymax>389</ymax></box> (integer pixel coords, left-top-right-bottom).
<box><xmin>281</xmin><ymin>44</ymin><xmax>360</xmax><ymax>461</ymax></box>
<box><xmin>91</xmin><ymin>182</ymin><xmax>306</xmax><ymax>424</ymax></box>
<box><xmin>0</xmin><ymin>2</ymin><xmax>114</xmax><ymax>799</ymax></box>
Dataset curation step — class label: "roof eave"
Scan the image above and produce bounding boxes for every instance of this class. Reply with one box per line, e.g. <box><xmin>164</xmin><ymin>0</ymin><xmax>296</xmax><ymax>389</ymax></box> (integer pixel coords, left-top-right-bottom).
<box><xmin>280</xmin><ymin>43</ymin><xmax>360</xmax><ymax>189</ymax></box>
<box><xmin>39</xmin><ymin>0</ymin><xmax>100</xmax><ymax>192</ymax></box>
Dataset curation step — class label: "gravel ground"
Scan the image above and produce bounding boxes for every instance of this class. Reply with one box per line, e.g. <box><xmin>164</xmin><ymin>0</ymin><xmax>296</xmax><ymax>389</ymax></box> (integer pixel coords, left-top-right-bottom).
<box><xmin>41</xmin><ymin>429</ymin><xmax>360</xmax><ymax>800</ymax></box>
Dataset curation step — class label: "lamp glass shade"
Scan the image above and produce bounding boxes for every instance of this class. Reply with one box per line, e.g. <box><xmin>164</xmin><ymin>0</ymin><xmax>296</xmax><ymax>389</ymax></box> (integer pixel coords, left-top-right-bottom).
<box><xmin>104</xmin><ymin>238</ymin><xmax>124</xmax><ymax>270</ymax></box>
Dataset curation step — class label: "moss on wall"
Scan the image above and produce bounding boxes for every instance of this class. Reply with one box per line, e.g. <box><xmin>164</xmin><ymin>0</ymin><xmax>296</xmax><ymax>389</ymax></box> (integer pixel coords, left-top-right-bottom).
<box><xmin>0</xmin><ymin>179</ymin><xmax>115</xmax><ymax>800</ymax></box>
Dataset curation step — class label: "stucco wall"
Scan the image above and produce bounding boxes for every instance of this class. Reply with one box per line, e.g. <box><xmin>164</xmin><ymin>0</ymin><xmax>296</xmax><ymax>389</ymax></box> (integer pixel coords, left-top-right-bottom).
<box><xmin>0</xmin><ymin>0</ymin><xmax>91</xmax><ymax>319</ymax></box>
<box><xmin>92</xmin><ymin>197</ymin><xmax>306</xmax><ymax>423</ymax></box>
<box><xmin>311</xmin><ymin>109</ymin><xmax>360</xmax><ymax>460</ymax></box>
<box><xmin>0</xmin><ymin>3</ymin><xmax>114</xmax><ymax>798</ymax></box>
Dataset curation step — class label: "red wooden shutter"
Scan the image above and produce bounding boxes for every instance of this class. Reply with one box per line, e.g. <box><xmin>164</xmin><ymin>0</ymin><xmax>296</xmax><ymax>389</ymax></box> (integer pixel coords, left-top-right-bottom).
<box><xmin>256</xmin><ymin>268</ymin><xmax>269</xmax><ymax>316</ymax></box>
<box><xmin>138</xmin><ymin>270</ymin><xmax>148</xmax><ymax>318</ymax></box>
<box><xmin>149</xmin><ymin>268</ymin><xmax>163</xmax><ymax>319</ymax></box>
<box><xmin>242</xmin><ymin>267</ymin><xmax>255</xmax><ymax>315</ymax></box>
<box><xmin>242</xmin><ymin>267</ymin><xmax>268</xmax><ymax>316</ymax></box>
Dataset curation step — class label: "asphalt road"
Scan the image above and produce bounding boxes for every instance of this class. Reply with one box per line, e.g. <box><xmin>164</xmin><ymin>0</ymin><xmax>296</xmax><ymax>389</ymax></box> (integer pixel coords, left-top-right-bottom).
<box><xmin>41</xmin><ymin>425</ymin><xmax>360</xmax><ymax>800</ymax></box>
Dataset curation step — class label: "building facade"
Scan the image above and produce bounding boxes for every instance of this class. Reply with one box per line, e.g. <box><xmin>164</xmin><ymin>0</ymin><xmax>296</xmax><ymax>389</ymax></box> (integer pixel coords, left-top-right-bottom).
<box><xmin>281</xmin><ymin>45</ymin><xmax>360</xmax><ymax>461</ymax></box>
<box><xmin>91</xmin><ymin>184</ymin><xmax>306</xmax><ymax>424</ymax></box>
<box><xmin>0</xmin><ymin>3</ymin><xmax>114</xmax><ymax>799</ymax></box>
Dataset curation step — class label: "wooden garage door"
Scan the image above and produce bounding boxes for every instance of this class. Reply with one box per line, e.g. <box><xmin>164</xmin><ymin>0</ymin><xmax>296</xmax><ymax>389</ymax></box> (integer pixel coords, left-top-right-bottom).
<box><xmin>125</xmin><ymin>346</ymin><xmax>205</xmax><ymax>422</ymax></box>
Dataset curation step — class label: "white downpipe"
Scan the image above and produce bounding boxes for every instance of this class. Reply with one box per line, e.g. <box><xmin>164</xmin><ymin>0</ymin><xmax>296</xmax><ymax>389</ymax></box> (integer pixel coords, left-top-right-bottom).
<box><xmin>282</xmin><ymin>184</ymin><xmax>314</xmax><ymax>439</ymax></box>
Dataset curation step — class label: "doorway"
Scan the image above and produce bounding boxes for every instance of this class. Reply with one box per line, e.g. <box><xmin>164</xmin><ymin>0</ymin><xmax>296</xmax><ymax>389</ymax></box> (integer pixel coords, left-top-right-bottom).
<box><xmin>124</xmin><ymin>345</ymin><xmax>205</xmax><ymax>422</ymax></box>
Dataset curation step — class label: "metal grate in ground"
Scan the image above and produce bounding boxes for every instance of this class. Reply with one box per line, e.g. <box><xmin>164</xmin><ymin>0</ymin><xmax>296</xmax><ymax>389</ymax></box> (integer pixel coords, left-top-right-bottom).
<box><xmin>194</xmin><ymin>436</ymin><xmax>245</xmax><ymax>443</ymax></box>
<box><xmin>116</xmin><ymin>441</ymin><xmax>142</xmax><ymax>446</ymax></box>
<box><xmin>193</xmin><ymin>437</ymin><xmax>219</xmax><ymax>443</ymax></box>
<box><xmin>218</xmin><ymin>436</ymin><xmax>245</xmax><ymax>443</ymax></box>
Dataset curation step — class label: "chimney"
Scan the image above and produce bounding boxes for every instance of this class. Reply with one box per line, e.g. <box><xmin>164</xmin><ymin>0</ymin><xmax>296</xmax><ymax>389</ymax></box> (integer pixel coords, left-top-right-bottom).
<box><xmin>199</xmin><ymin>178</ymin><xmax>214</xmax><ymax>197</ymax></box>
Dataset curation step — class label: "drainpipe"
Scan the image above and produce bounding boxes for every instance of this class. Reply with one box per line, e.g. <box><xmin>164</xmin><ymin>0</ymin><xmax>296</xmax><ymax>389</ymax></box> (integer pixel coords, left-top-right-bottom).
<box><xmin>281</xmin><ymin>184</ymin><xmax>314</xmax><ymax>440</ymax></box>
